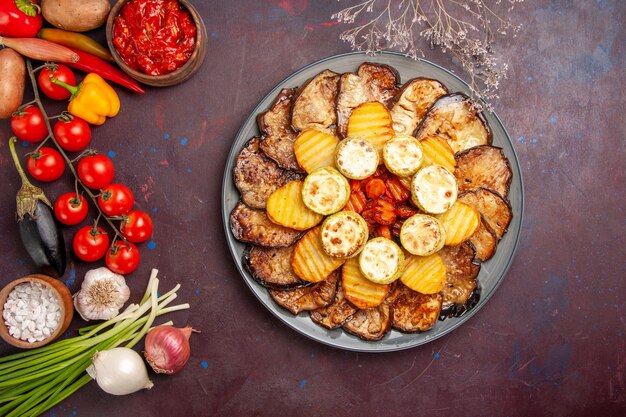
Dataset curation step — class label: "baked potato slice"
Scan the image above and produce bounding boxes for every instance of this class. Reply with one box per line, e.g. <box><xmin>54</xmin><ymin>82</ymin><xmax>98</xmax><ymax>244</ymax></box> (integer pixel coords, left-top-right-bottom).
<box><xmin>258</xmin><ymin>88</ymin><xmax>303</xmax><ymax>172</ymax></box>
<box><xmin>291</xmin><ymin>69</ymin><xmax>340</xmax><ymax>132</ymax></box>
<box><xmin>439</xmin><ymin>242</ymin><xmax>481</xmax><ymax>318</ymax></box>
<box><xmin>390</xmin><ymin>77</ymin><xmax>448</xmax><ymax>136</ymax></box>
<box><xmin>293</xmin><ymin>128</ymin><xmax>339</xmax><ymax>173</ymax></box>
<box><xmin>230</xmin><ymin>202</ymin><xmax>303</xmax><ymax>247</ymax></box>
<box><xmin>415</xmin><ymin>93</ymin><xmax>491</xmax><ymax>153</ymax></box>
<box><xmin>454</xmin><ymin>145</ymin><xmax>512</xmax><ymax>198</ymax></box>
<box><xmin>266</xmin><ymin>180</ymin><xmax>324</xmax><ymax>230</ymax></box>
<box><xmin>233</xmin><ymin>137</ymin><xmax>302</xmax><ymax>209</ymax></box>
<box><xmin>291</xmin><ymin>226</ymin><xmax>346</xmax><ymax>283</ymax></box>
<box><xmin>346</xmin><ymin>101</ymin><xmax>394</xmax><ymax>156</ymax></box>
<box><xmin>310</xmin><ymin>280</ymin><xmax>358</xmax><ymax>329</ymax></box>
<box><xmin>336</xmin><ymin>62</ymin><xmax>399</xmax><ymax>137</ymax></box>
<box><xmin>457</xmin><ymin>188</ymin><xmax>512</xmax><ymax>240</ymax></box>
<box><xmin>342</xmin><ymin>302</ymin><xmax>392</xmax><ymax>341</ymax></box>
<box><xmin>269</xmin><ymin>271</ymin><xmax>338</xmax><ymax>315</ymax></box>
<box><xmin>243</xmin><ymin>245</ymin><xmax>308</xmax><ymax>289</ymax></box>
<box><xmin>386</xmin><ymin>282</ymin><xmax>442</xmax><ymax>333</ymax></box>
<box><xmin>342</xmin><ymin>257</ymin><xmax>390</xmax><ymax>309</ymax></box>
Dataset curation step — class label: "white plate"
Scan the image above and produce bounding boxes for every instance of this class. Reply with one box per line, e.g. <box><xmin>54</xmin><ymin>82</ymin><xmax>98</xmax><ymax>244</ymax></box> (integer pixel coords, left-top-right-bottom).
<box><xmin>221</xmin><ymin>52</ymin><xmax>524</xmax><ymax>352</ymax></box>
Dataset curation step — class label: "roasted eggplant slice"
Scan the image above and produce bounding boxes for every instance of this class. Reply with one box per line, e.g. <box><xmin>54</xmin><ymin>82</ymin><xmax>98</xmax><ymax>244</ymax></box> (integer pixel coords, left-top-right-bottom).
<box><xmin>439</xmin><ymin>242</ymin><xmax>481</xmax><ymax>318</ymax></box>
<box><xmin>415</xmin><ymin>93</ymin><xmax>491</xmax><ymax>153</ymax></box>
<box><xmin>269</xmin><ymin>271</ymin><xmax>338</xmax><ymax>315</ymax></box>
<box><xmin>390</xmin><ymin>77</ymin><xmax>448</xmax><ymax>136</ymax></box>
<box><xmin>468</xmin><ymin>217</ymin><xmax>498</xmax><ymax>262</ymax></box>
<box><xmin>457</xmin><ymin>188</ymin><xmax>512</xmax><ymax>240</ymax></box>
<box><xmin>454</xmin><ymin>145</ymin><xmax>512</xmax><ymax>198</ymax></box>
<box><xmin>257</xmin><ymin>88</ymin><xmax>303</xmax><ymax>172</ymax></box>
<box><xmin>387</xmin><ymin>282</ymin><xmax>442</xmax><ymax>333</ymax></box>
<box><xmin>243</xmin><ymin>245</ymin><xmax>308</xmax><ymax>289</ymax></box>
<box><xmin>230</xmin><ymin>202</ymin><xmax>303</xmax><ymax>247</ymax></box>
<box><xmin>336</xmin><ymin>62</ymin><xmax>400</xmax><ymax>137</ymax></box>
<box><xmin>342</xmin><ymin>302</ymin><xmax>392</xmax><ymax>341</ymax></box>
<box><xmin>233</xmin><ymin>137</ymin><xmax>302</xmax><ymax>209</ymax></box>
<box><xmin>310</xmin><ymin>280</ymin><xmax>358</xmax><ymax>329</ymax></box>
<box><xmin>291</xmin><ymin>69</ymin><xmax>340</xmax><ymax>132</ymax></box>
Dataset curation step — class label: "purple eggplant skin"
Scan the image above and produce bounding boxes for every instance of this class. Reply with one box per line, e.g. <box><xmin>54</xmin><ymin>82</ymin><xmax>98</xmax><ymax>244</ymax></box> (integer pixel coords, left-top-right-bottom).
<box><xmin>18</xmin><ymin>201</ymin><xmax>66</xmax><ymax>278</ymax></box>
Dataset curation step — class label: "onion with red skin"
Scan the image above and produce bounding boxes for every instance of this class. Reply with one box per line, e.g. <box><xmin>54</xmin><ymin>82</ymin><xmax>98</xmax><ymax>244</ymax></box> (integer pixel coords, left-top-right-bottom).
<box><xmin>144</xmin><ymin>325</ymin><xmax>197</xmax><ymax>375</ymax></box>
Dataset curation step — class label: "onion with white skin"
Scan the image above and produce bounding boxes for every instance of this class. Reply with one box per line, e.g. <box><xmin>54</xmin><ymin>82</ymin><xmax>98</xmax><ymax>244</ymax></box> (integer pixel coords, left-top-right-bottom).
<box><xmin>87</xmin><ymin>347</ymin><xmax>153</xmax><ymax>395</ymax></box>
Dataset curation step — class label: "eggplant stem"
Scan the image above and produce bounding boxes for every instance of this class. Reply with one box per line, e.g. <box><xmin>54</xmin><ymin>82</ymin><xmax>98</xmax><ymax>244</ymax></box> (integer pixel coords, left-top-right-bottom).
<box><xmin>8</xmin><ymin>138</ymin><xmax>31</xmax><ymax>187</ymax></box>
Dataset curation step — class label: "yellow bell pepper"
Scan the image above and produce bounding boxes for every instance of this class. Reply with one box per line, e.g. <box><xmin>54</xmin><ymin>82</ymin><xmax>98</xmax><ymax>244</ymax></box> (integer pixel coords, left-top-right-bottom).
<box><xmin>51</xmin><ymin>73</ymin><xmax>120</xmax><ymax>125</ymax></box>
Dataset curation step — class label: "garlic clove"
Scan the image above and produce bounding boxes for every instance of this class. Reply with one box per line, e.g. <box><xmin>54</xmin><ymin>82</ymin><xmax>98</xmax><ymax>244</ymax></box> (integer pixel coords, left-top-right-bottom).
<box><xmin>73</xmin><ymin>267</ymin><xmax>131</xmax><ymax>321</ymax></box>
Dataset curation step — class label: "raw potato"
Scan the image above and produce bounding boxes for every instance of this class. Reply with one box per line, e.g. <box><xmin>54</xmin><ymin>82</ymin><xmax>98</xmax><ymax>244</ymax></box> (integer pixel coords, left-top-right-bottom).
<box><xmin>0</xmin><ymin>48</ymin><xmax>25</xmax><ymax>119</ymax></box>
<box><xmin>42</xmin><ymin>0</ymin><xmax>111</xmax><ymax>32</ymax></box>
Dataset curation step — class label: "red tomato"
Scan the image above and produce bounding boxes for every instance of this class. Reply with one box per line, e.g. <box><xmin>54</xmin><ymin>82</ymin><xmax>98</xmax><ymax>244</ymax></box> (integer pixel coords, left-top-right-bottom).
<box><xmin>77</xmin><ymin>154</ymin><xmax>114</xmax><ymax>189</ymax></box>
<box><xmin>54</xmin><ymin>192</ymin><xmax>89</xmax><ymax>225</ymax></box>
<box><xmin>120</xmin><ymin>210</ymin><xmax>153</xmax><ymax>243</ymax></box>
<box><xmin>0</xmin><ymin>0</ymin><xmax>43</xmax><ymax>38</ymax></box>
<box><xmin>27</xmin><ymin>147</ymin><xmax>65</xmax><ymax>182</ymax></box>
<box><xmin>98</xmin><ymin>184</ymin><xmax>134</xmax><ymax>216</ymax></box>
<box><xmin>73</xmin><ymin>226</ymin><xmax>110</xmax><ymax>262</ymax></box>
<box><xmin>11</xmin><ymin>105</ymin><xmax>48</xmax><ymax>143</ymax></box>
<box><xmin>38</xmin><ymin>64</ymin><xmax>76</xmax><ymax>100</ymax></box>
<box><xmin>53</xmin><ymin>116</ymin><xmax>91</xmax><ymax>152</ymax></box>
<box><xmin>106</xmin><ymin>241</ymin><xmax>140</xmax><ymax>274</ymax></box>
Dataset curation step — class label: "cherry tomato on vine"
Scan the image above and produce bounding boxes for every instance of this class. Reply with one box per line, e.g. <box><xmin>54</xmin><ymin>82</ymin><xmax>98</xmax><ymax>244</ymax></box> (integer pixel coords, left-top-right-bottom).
<box><xmin>38</xmin><ymin>64</ymin><xmax>76</xmax><ymax>100</ymax></box>
<box><xmin>26</xmin><ymin>147</ymin><xmax>65</xmax><ymax>182</ymax></box>
<box><xmin>106</xmin><ymin>241</ymin><xmax>140</xmax><ymax>274</ymax></box>
<box><xmin>98</xmin><ymin>183</ymin><xmax>134</xmax><ymax>216</ymax></box>
<box><xmin>77</xmin><ymin>154</ymin><xmax>114</xmax><ymax>189</ymax></box>
<box><xmin>120</xmin><ymin>210</ymin><xmax>153</xmax><ymax>243</ymax></box>
<box><xmin>10</xmin><ymin>105</ymin><xmax>48</xmax><ymax>143</ymax></box>
<box><xmin>54</xmin><ymin>192</ymin><xmax>89</xmax><ymax>225</ymax></box>
<box><xmin>53</xmin><ymin>116</ymin><xmax>91</xmax><ymax>152</ymax></box>
<box><xmin>73</xmin><ymin>226</ymin><xmax>110</xmax><ymax>262</ymax></box>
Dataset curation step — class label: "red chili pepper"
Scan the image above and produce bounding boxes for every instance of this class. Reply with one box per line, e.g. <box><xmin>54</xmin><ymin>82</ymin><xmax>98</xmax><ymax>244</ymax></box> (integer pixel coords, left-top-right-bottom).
<box><xmin>63</xmin><ymin>48</ymin><xmax>145</xmax><ymax>94</ymax></box>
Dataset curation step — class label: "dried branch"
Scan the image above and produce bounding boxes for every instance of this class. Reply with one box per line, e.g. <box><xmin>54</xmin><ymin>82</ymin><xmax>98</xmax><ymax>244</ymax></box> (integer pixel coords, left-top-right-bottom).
<box><xmin>332</xmin><ymin>0</ymin><xmax>524</xmax><ymax>108</ymax></box>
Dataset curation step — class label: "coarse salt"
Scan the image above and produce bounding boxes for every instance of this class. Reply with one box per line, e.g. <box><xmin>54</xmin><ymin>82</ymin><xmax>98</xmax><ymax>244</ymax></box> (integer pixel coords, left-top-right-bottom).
<box><xmin>3</xmin><ymin>282</ymin><xmax>61</xmax><ymax>343</ymax></box>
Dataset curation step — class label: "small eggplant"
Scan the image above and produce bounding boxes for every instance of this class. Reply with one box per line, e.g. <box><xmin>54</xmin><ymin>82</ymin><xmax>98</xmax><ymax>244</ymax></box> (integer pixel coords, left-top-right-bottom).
<box><xmin>9</xmin><ymin>137</ymin><xmax>66</xmax><ymax>278</ymax></box>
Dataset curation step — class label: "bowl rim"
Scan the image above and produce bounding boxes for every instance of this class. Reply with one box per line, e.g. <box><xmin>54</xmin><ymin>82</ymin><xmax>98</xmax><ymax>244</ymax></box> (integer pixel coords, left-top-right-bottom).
<box><xmin>106</xmin><ymin>0</ymin><xmax>206</xmax><ymax>82</ymax></box>
<box><xmin>0</xmin><ymin>274</ymin><xmax>73</xmax><ymax>349</ymax></box>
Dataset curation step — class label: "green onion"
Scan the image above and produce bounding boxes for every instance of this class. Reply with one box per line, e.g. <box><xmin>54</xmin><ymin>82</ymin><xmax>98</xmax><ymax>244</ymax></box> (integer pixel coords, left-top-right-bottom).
<box><xmin>0</xmin><ymin>269</ymin><xmax>189</xmax><ymax>416</ymax></box>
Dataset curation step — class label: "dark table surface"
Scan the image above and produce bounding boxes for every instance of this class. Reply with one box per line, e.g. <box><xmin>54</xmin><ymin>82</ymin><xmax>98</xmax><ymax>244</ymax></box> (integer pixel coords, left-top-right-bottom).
<box><xmin>0</xmin><ymin>1</ymin><xmax>624</xmax><ymax>416</ymax></box>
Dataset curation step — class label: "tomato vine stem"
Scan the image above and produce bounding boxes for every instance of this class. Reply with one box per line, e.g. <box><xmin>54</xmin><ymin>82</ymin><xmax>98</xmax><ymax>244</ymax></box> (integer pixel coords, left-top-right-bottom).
<box><xmin>24</xmin><ymin>59</ymin><xmax>124</xmax><ymax>246</ymax></box>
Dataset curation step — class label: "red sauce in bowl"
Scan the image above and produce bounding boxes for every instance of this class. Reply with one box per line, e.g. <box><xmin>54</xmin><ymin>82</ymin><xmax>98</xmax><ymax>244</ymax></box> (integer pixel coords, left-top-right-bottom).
<box><xmin>112</xmin><ymin>0</ymin><xmax>197</xmax><ymax>76</ymax></box>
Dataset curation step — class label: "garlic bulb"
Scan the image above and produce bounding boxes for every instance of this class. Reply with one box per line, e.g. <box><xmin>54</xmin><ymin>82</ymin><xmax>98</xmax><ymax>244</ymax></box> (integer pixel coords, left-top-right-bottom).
<box><xmin>74</xmin><ymin>267</ymin><xmax>131</xmax><ymax>321</ymax></box>
<box><xmin>87</xmin><ymin>347</ymin><xmax>154</xmax><ymax>395</ymax></box>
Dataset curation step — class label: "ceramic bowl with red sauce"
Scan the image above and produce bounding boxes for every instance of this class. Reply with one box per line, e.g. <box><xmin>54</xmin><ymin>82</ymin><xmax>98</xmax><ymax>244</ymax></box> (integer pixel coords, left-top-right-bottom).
<box><xmin>106</xmin><ymin>0</ymin><xmax>207</xmax><ymax>87</ymax></box>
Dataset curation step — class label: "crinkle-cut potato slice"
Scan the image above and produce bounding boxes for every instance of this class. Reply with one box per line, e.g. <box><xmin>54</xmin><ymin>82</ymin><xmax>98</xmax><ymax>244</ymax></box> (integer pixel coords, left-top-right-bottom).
<box><xmin>269</xmin><ymin>271</ymin><xmax>338</xmax><ymax>315</ymax></box>
<box><xmin>293</xmin><ymin>128</ymin><xmax>339</xmax><ymax>173</ymax></box>
<box><xmin>400</xmin><ymin>253</ymin><xmax>447</xmax><ymax>295</ymax></box>
<box><xmin>336</xmin><ymin>62</ymin><xmax>400</xmax><ymax>137</ymax></box>
<box><xmin>342</xmin><ymin>302</ymin><xmax>392</xmax><ymax>341</ymax></box>
<box><xmin>243</xmin><ymin>245</ymin><xmax>307</xmax><ymax>290</ymax></box>
<box><xmin>435</xmin><ymin>201</ymin><xmax>480</xmax><ymax>246</ymax></box>
<box><xmin>230</xmin><ymin>202</ymin><xmax>303</xmax><ymax>248</ymax></box>
<box><xmin>439</xmin><ymin>242</ymin><xmax>480</xmax><ymax>318</ymax></box>
<box><xmin>346</xmin><ymin>101</ymin><xmax>394</xmax><ymax>156</ymax></box>
<box><xmin>233</xmin><ymin>137</ymin><xmax>302</xmax><ymax>209</ymax></box>
<box><xmin>454</xmin><ymin>145</ymin><xmax>512</xmax><ymax>198</ymax></box>
<box><xmin>386</xmin><ymin>282</ymin><xmax>443</xmax><ymax>333</ymax></box>
<box><xmin>342</xmin><ymin>257</ymin><xmax>390</xmax><ymax>309</ymax></box>
<box><xmin>468</xmin><ymin>217</ymin><xmax>498</xmax><ymax>262</ymax></box>
<box><xmin>266</xmin><ymin>180</ymin><xmax>323</xmax><ymax>231</ymax></box>
<box><xmin>292</xmin><ymin>226</ymin><xmax>346</xmax><ymax>283</ymax></box>
<box><xmin>390</xmin><ymin>77</ymin><xmax>448</xmax><ymax>136</ymax></box>
<box><xmin>457</xmin><ymin>188</ymin><xmax>512</xmax><ymax>240</ymax></box>
<box><xmin>415</xmin><ymin>93</ymin><xmax>491</xmax><ymax>154</ymax></box>
<box><xmin>310</xmin><ymin>280</ymin><xmax>358</xmax><ymax>329</ymax></box>
<box><xmin>257</xmin><ymin>88</ymin><xmax>303</xmax><ymax>172</ymax></box>
<box><xmin>420</xmin><ymin>135</ymin><xmax>456</xmax><ymax>173</ymax></box>
<box><xmin>291</xmin><ymin>69</ymin><xmax>340</xmax><ymax>132</ymax></box>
